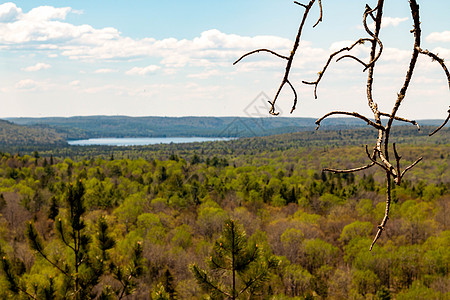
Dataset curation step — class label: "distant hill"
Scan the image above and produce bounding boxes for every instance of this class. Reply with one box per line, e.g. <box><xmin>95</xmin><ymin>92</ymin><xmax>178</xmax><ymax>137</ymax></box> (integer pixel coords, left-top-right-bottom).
<box><xmin>7</xmin><ymin>116</ymin><xmax>448</xmax><ymax>140</ymax></box>
<box><xmin>0</xmin><ymin>119</ymin><xmax>67</xmax><ymax>146</ymax></box>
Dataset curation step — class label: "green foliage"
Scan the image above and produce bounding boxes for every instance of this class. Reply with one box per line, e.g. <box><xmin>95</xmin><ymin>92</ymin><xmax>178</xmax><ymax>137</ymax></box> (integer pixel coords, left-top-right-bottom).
<box><xmin>190</xmin><ymin>219</ymin><xmax>279</xmax><ymax>299</ymax></box>
<box><xmin>339</xmin><ymin>221</ymin><xmax>373</xmax><ymax>245</ymax></box>
<box><xmin>0</xmin><ymin>128</ymin><xmax>448</xmax><ymax>298</ymax></box>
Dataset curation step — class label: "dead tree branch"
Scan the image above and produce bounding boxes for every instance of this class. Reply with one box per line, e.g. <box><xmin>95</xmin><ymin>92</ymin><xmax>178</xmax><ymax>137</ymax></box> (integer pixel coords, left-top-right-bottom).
<box><xmin>429</xmin><ymin>107</ymin><xmax>450</xmax><ymax>136</ymax></box>
<box><xmin>234</xmin><ymin>0</ymin><xmax>319</xmax><ymax>115</ymax></box>
<box><xmin>315</xmin><ymin>111</ymin><xmax>384</xmax><ymax>130</ymax></box>
<box><xmin>236</xmin><ymin>0</ymin><xmax>449</xmax><ymax>251</ymax></box>
<box><xmin>302</xmin><ymin>38</ymin><xmax>372</xmax><ymax>99</ymax></box>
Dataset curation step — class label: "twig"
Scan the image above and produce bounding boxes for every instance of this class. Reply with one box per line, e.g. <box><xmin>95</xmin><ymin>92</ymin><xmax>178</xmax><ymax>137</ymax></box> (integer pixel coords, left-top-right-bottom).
<box><xmin>429</xmin><ymin>107</ymin><xmax>450</xmax><ymax>136</ymax></box>
<box><xmin>370</xmin><ymin>173</ymin><xmax>391</xmax><ymax>251</ymax></box>
<box><xmin>379</xmin><ymin>112</ymin><xmax>420</xmax><ymax>130</ymax></box>
<box><xmin>336</xmin><ymin>55</ymin><xmax>369</xmax><ymax>68</ymax></box>
<box><xmin>323</xmin><ymin>162</ymin><xmax>375</xmax><ymax>173</ymax></box>
<box><xmin>400</xmin><ymin>156</ymin><xmax>423</xmax><ymax>178</ymax></box>
<box><xmin>315</xmin><ymin>111</ymin><xmax>384</xmax><ymax>130</ymax></box>
<box><xmin>303</xmin><ymin>38</ymin><xmax>372</xmax><ymax>98</ymax></box>
<box><xmin>235</xmin><ymin>0</ymin><xmax>317</xmax><ymax>115</ymax></box>
<box><xmin>233</xmin><ymin>49</ymin><xmax>289</xmax><ymax>65</ymax></box>
<box><xmin>362</xmin><ymin>5</ymin><xmax>384</xmax><ymax>71</ymax></box>
<box><xmin>365</xmin><ymin>145</ymin><xmax>391</xmax><ymax>173</ymax></box>
<box><xmin>312</xmin><ymin>0</ymin><xmax>323</xmax><ymax>28</ymax></box>
<box><xmin>417</xmin><ymin>48</ymin><xmax>450</xmax><ymax>89</ymax></box>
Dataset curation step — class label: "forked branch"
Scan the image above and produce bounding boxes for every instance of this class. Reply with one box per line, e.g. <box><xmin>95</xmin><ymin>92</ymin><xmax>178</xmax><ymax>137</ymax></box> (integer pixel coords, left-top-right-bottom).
<box><xmin>234</xmin><ymin>0</ymin><xmax>320</xmax><ymax>115</ymax></box>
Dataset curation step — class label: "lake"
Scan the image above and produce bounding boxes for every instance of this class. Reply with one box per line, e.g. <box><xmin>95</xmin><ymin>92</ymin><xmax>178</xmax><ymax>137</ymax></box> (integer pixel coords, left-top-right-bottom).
<box><xmin>67</xmin><ymin>137</ymin><xmax>233</xmax><ymax>146</ymax></box>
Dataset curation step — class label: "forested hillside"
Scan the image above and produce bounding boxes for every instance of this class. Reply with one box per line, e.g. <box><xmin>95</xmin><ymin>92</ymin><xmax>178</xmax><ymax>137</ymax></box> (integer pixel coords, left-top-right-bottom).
<box><xmin>8</xmin><ymin>116</ymin><xmax>447</xmax><ymax>140</ymax></box>
<box><xmin>0</xmin><ymin>128</ymin><xmax>448</xmax><ymax>299</ymax></box>
<box><xmin>0</xmin><ymin>120</ymin><xmax>66</xmax><ymax>146</ymax></box>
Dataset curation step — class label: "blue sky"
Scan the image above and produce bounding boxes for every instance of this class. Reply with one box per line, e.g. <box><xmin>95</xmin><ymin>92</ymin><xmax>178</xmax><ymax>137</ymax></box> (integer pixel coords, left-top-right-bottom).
<box><xmin>0</xmin><ymin>1</ymin><xmax>449</xmax><ymax>119</ymax></box>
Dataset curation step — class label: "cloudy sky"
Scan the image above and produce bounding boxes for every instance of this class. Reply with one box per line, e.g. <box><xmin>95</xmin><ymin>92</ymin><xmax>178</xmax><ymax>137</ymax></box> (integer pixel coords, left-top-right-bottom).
<box><xmin>0</xmin><ymin>0</ymin><xmax>449</xmax><ymax>119</ymax></box>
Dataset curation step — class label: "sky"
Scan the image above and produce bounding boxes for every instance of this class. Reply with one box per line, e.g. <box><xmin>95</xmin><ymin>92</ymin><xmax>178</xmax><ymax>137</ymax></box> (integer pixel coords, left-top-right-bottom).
<box><xmin>0</xmin><ymin>0</ymin><xmax>449</xmax><ymax>119</ymax></box>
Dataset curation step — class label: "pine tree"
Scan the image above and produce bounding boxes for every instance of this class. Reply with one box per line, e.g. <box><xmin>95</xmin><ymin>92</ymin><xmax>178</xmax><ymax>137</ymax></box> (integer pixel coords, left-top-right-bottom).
<box><xmin>190</xmin><ymin>219</ymin><xmax>279</xmax><ymax>299</ymax></box>
<box><xmin>2</xmin><ymin>178</ymin><xmax>145</xmax><ymax>299</ymax></box>
<box><xmin>160</xmin><ymin>269</ymin><xmax>177</xmax><ymax>299</ymax></box>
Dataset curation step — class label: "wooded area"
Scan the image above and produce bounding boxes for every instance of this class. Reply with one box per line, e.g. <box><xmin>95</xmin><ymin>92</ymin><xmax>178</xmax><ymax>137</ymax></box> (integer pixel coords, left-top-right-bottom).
<box><xmin>0</xmin><ymin>128</ymin><xmax>448</xmax><ymax>298</ymax></box>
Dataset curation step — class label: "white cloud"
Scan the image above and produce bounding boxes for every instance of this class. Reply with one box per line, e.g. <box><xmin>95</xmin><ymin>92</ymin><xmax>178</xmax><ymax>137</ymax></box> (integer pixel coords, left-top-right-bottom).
<box><xmin>125</xmin><ymin>65</ymin><xmax>160</xmax><ymax>75</ymax></box>
<box><xmin>187</xmin><ymin>69</ymin><xmax>220</xmax><ymax>79</ymax></box>
<box><xmin>380</xmin><ymin>17</ymin><xmax>409</xmax><ymax>28</ymax></box>
<box><xmin>94</xmin><ymin>68</ymin><xmax>118</xmax><ymax>74</ymax></box>
<box><xmin>0</xmin><ymin>2</ymin><xmax>21</xmax><ymax>23</ymax></box>
<box><xmin>0</xmin><ymin>4</ymin><xmax>294</xmax><ymax>69</ymax></box>
<box><xmin>22</xmin><ymin>62</ymin><xmax>51</xmax><ymax>72</ymax></box>
<box><xmin>69</xmin><ymin>80</ymin><xmax>80</xmax><ymax>86</ymax></box>
<box><xmin>426</xmin><ymin>31</ymin><xmax>450</xmax><ymax>43</ymax></box>
<box><xmin>358</xmin><ymin>16</ymin><xmax>409</xmax><ymax>30</ymax></box>
<box><xmin>14</xmin><ymin>79</ymin><xmax>48</xmax><ymax>91</ymax></box>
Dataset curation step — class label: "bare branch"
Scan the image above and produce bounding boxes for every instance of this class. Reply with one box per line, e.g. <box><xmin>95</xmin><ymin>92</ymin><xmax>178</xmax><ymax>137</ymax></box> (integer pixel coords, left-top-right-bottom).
<box><xmin>336</xmin><ymin>54</ymin><xmax>369</xmax><ymax>68</ymax></box>
<box><xmin>400</xmin><ymin>156</ymin><xmax>423</xmax><ymax>178</ymax></box>
<box><xmin>315</xmin><ymin>111</ymin><xmax>384</xmax><ymax>130</ymax></box>
<box><xmin>429</xmin><ymin>107</ymin><xmax>450</xmax><ymax>136</ymax></box>
<box><xmin>313</xmin><ymin>0</ymin><xmax>323</xmax><ymax>28</ymax></box>
<box><xmin>417</xmin><ymin>48</ymin><xmax>450</xmax><ymax>89</ymax></box>
<box><xmin>362</xmin><ymin>5</ymin><xmax>384</xmax><ymax>71</ymax></box>
<box><xmin>370</xmin><ymin>173</ymin><xmax>392</xmax><ymax>251</ymax></box>
<box><xmin>385</xmin><ymin>0</ymin><xmax>421</xmax><ymax>135</ymax></box>
<box><xmin>233</xmin><ymin>49</ymin><xmax>289</xmax><ymax>65</ymax></box>
<box><xmin>323</xmin><ymin>162</ymin><xmax>375</xmax><ymax>174</ymax></box>
<box><xmin>286</xmin><ymin>79</ymin><xmax>298</xmax><ymax>113</ymax></box>
<box><xmin>365</xmin><ymin>145</ymin><xmax>391</xmax><ymax>173</ymax></box>
<box><xmin>303</xmin><ymin>38</ymin><xmax>372</xmax><ymax>99</ymax></box>
<box><xmin>294</xmin><ymin>1</ymin><xmax>308</xmax><ymax>9</ymax></box>
<box><xmin>393</xmin><ymin>143</ymin><xmax>401</xmax><ymax>182</ymax></box>
<box><xmin>379</xmin><ymin>112</ymin><xmax>420</xmax><ymax>130</ymax></box>
<box><xmin>235</xmin><ymin>0</ymin><xmax>319</xmax><ymax>115</ymax></box>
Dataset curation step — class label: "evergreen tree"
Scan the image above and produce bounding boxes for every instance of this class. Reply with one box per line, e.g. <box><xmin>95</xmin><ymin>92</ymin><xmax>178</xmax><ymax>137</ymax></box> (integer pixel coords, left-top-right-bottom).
<box><xmin>190</xmin><ymin>219</ymin><xmax>279</xmax><ymax>299</ymax></box>
<box><xmin>1</xmin><ymin>179</ymin><xmax>144</xmax><ymax>299</ymax></box>
<box><xmin>160</xmin><ymin>269</ymin><xmax>177</xmax><ymax>299</ymax></box>
<box><xmin>47</xmin><ymin>196</ymin><xmax>59</xmax><ymax>221</ymax></box>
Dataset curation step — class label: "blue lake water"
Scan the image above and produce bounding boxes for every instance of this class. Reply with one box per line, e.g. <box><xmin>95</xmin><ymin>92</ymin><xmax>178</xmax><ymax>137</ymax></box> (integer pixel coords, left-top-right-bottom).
<box><xmin>68</xmin><ymin>137</ymin><xmax>233</xmax><ymax>146</ymax></box>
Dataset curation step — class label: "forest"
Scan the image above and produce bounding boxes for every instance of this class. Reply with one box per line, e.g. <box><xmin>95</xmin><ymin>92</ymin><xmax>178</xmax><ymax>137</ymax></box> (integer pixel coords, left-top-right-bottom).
<box><xmin>0</xmin><ymin>127</ymin><xmax>448</xmax><ymax>299</ymax></box>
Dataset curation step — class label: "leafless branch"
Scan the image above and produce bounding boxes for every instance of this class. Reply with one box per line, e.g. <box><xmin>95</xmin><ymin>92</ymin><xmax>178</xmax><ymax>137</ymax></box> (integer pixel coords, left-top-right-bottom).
<box><xmin>417</xmin><ymin>48</ymin><xmax>450</xmax><ymax>89</ymax></box>
<box><xmin>303</xmin><ymin>38</ymin><xmax>372</xmax><ymax>98</ymax></box>
<box><xmin>379</xmin><ymin>112</ymin><xmax>420</xmax><ymax>130</ymax></box>
<box><xmin>313</xmin><ymin>0</ymin><xmax>323</xmax><ymax>28</ymax></box>
<box><xmin>336</xmin><ymin>55</ymin><xmax>369</xmax><ymax>68</ymax></box>
<box><xmin>365</xmin><ymin>145</ymin><xmax>391</xmax><ymax>173</ymax></box>
<box><xmin>362</xmin><ymin>5</ymin><xmax>384</xmax><ymax>71</ymax></box>
<box><xmin>370</xmin><ymin>173</ymin><xmax>391</xmax><ymax>251</ymax></box>
<box><xmin>323</xmin><ymin>162</ymin><xmax>375</xmax><ymax>174</ymax></box>
<box><xmin>286</xmin><ymin>79</ymin><xmax>298</xmax><ymax>113</ymax></box>
<box><xmin>235</xmin><ymin>0</ymin><xmax>318</xmax><ymax>115</ymax></box>
<box><xmin>315</xmin><ymin>111</ymin><xmax>384</xmax><ymax>130</ymax></box>
<box><xmin>400</xmin><ymin>156</ymin><xmax>423</xmax><ymax>178</ymax></box>
<box><xmin>233</xmin><ymin>49</ymin><xmax>289</xmax><ymax>65</ymax></box>
<box><xmin>429</xmin><ymin>107</ymin><xmax>450</xmax><ymax>136</ymax></box>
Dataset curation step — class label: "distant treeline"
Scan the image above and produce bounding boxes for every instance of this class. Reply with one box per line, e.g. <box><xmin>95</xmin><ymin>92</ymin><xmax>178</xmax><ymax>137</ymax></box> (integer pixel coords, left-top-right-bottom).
<box><xmin>6</xmin><ymin>115</ymin><xmax>448</xmax><ymax>140</ymax></box>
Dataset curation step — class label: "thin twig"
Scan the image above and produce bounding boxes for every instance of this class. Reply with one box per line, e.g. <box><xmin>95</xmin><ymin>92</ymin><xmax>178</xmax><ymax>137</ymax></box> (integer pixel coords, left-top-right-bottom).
<box><xmin>417</xmin><ymin>48</ymin><xmax>450</xmax><ymax>89</ymax></box>
<box><xmin>365</xmin><ymin>145</ymin><xmax>391</xmax><ymax>173</ymax></box>
<box><xmin>362</xmin><ymin>5</ymin><xmax>384</xmax><ymax>71</ymax></box>
<box><xmin>323</xmin><ymin>162</ymin><xmax>375</xmax><ymax>173</ymax></box>
<box><xmin>379</xmin><ymin>112</ymin><xmax>420</xmax><ymax>130</ymax></box>
<box><xmin>233</xmin><ymin>49</ymin><xmax>289</xmax><ymax>65</ymax></box>
<box><xmin>429</xmin><ymin>107</ymin><xmax>450</xmax><ymax>136</ymax></box>
<box><xmin>400</xmin><ymin>157</ymin><xmax>423</xmax><ymax>178</ymax></box>
<box><xmin>303</xmin><ymin>38</ymin><xmax>372</xmax><ymax>98</ymax></box>
<box><xmin>336</xmin><ymin>55</ymin><xmax>369</xmax><ymax>68</ymax></box>
<box><xmin>370</xmin><ymin>173</ymin><xmax>391</xmax><ymax>251</ymax></box>
<box><xmin>235</xmin><ymin>0</ymin><xmax>317</xmax><ymax>115</ymax></box>
<box><xmin>313</xmin><ymin>0</ymin><xmax>323</xmax><ymax>28</ymax></box>
<box><xmin>315</xmin><ymin>111</ymin><xmax>384</xmax><ymax>130</ymax></box>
